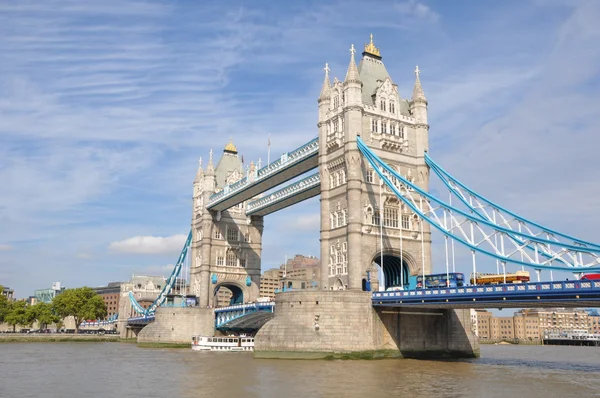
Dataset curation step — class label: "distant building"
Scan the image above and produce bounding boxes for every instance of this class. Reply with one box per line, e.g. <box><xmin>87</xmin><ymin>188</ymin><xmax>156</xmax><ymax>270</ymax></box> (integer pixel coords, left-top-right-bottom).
<box><xmin>2</xmin><ymin>286</ymin><xmax>14</xmax><ymax>301</ymax></box>
<box><xmin>93</xmin><ymin>282</ymin><xmax>122</xmax><ymax>320</ymax></box>
<box><xmin>256</xmin><ymin>255</ymin><xmax>320</xmax><ymax>300</ymax></box>
<box><xmin>471</xmin><ymin>308</ymin><xmax>594</xmax><ymax>342</ymax></box>
<box><xmin>588</xmin><ymin>310</ymin><xmax>600</xmax><ymax>334</ymax></box>
<box><xmin>34</xmin><ymin>282</ymin><xmax>65</xmax><ymax>303</ymax></box>
<box><xmin>259</xmin><ymin>268</ymin><xmax>283</xmax><ymax>299</ymax></box>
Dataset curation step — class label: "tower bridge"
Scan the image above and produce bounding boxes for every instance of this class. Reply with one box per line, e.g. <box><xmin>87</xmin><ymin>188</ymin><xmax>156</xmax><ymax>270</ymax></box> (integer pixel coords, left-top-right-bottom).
<box><xmin>130</xmin><ymin>35</ymin><xmax>600</xmax><ymax>358</ymax></box>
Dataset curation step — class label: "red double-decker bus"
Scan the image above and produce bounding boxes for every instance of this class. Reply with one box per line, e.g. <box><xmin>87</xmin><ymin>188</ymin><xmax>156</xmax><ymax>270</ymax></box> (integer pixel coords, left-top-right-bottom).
<box><xmin>581</xmin><ymin>274</ymin><xmax>600</xmax><ymax>281</ymax></box>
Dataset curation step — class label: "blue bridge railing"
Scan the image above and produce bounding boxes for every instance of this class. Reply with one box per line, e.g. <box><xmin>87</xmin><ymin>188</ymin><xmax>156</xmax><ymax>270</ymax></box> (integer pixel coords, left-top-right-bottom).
<box><xmin>372</xmin><ymin>280</ymin><xmax>600</xmax><ymax>306</ymax></box>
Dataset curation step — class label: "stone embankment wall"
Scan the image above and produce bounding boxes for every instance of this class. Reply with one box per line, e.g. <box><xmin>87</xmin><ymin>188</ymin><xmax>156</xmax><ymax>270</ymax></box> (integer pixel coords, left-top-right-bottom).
<box><xmin>255</xmin><ymin>291</ymin><xmax>479</xmax><ymax>359</ymax></box>
<box><xmin>137</xmin><ymin>307</ymin><xmax>214</xmax><ymax>345</ymax></box>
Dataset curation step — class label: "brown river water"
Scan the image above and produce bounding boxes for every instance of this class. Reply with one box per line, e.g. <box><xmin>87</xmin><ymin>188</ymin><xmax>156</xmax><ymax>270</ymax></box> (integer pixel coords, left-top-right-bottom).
<box><xmin>0</xmin><ymin>343</ymin><xmax>599</xmax><ymax>397</ymax></box>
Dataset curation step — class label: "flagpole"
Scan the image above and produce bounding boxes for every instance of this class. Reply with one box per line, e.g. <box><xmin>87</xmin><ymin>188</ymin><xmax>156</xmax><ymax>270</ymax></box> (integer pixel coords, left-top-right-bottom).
<box><xmin>267</xmin><ymin>134</ymin><xmax>271</xmax><ymax>165</ymax></box>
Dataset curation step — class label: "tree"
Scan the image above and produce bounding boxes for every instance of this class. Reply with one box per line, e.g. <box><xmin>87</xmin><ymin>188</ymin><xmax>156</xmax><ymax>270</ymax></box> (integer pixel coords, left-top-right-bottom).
<box><xmin>0</xmin><ymin>285</ymin><xmax>8</xmax><ymax>323</ymax></box>
<box><xmin>52</xmin><ymin>287</ymin><xmax>106</xmax><ymax>333</ymax></box>
<box><xmin>4</xmin><ymin>301</ymin><xmax>34</xmax><ymax>332</ymax></box>
<box><xmin>29</xmin><ymin>302</ymin><xmax>60</xmax><ymax>330</ymax></box>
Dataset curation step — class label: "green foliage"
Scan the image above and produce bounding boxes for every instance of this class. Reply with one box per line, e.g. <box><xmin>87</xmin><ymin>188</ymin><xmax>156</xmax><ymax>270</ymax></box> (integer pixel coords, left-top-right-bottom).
<box><xmin>52</xmin><ymin>287</ymin><xmax>107</xmax><ymax>332</ymax></box>
<box><xmin>4</xmin><ymin>301</ymin><xmax>35</xmax><ymax>331</ymax></box>
<box><xmin>0</xmin><ymin>285</ymin><xmax>8</xmax><ymax>323</ymax></box>
<box><xmin>29</xmin><ymin>302</ymin><xmax>60</xmax><ymax>329</ymax></box>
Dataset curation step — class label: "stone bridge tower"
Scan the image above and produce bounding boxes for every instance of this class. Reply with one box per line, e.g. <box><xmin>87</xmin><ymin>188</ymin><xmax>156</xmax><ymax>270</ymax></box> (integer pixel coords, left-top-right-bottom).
<box><xmin>318</xmin><ymin>35</ymin><xmax>432</xmax><ymax>291</ymax></box>
<box><xmin>189</xmin><ymin>141</ymin><xmax>263</xmax><ymax>307</ymax></box>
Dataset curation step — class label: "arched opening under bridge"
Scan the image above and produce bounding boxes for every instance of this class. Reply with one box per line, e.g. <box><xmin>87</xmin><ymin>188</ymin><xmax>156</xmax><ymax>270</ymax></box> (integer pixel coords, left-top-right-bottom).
<box><xmin>213</xmin><ymin>284</ymin><xmax>244</xmax><ymax>307</ymax></box>
<box><xmin>372</xmin><ymin>254</ymin><xmax>410</xmax><ymax>291</ymax></box>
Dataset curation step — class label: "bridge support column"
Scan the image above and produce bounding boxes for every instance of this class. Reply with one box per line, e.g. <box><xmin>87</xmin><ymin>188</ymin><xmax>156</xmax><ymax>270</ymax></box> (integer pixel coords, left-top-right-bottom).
<box><xmin>137</xmin><ymin>307</ymin><xmax>215</xmax><ymax>345</ymax></box>
<box><xmin>376</xmin><ymin>307</ymin><xmax>479</xmax><ymax>359</ymax></box>
<box><xmin>254</xmin><ymin>291</ymin><xmax>478</xmax><ymax>359</ymax></box>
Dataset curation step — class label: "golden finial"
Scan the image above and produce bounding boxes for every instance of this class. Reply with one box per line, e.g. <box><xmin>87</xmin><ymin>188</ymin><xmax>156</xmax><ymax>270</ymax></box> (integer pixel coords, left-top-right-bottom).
<box><xmin>224</xmin><ymin>138</ymin><xmax>238</xmax><ymax>153</ymax></box>
<box><xmin>364</xmin><ymin>33</ymin><xmax>380</xmax><ymax>57</ymax></box>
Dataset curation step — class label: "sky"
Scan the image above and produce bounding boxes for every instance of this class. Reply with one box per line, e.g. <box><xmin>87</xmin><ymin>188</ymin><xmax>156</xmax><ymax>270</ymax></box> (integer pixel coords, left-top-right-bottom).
<box><xmin>1</xmin><ymin>0</ymin><xmax>599</xmax><ymax>298</ymax></box>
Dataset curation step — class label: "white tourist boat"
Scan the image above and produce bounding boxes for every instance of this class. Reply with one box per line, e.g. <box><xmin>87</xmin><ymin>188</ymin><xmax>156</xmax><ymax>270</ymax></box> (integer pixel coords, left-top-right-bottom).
<box><xmin>191</xmin><ymin>335</ymin><xmax>254</xmax><ymax>352</ymax></box>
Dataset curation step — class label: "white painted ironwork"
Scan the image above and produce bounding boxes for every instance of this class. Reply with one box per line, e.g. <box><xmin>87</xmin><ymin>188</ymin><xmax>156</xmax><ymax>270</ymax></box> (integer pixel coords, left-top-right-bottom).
<box><xmin>357</xmin><ymin>137</ymin><xmax>600</xmax><ymax>272</ymax></box>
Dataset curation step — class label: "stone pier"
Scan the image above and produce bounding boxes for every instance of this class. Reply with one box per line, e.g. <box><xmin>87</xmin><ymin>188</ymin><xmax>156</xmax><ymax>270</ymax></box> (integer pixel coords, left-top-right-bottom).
<box><xmin>254</xmin><ymin>291</ymin><xmax>479</xmax><ymax>359</ymax></box>
<box><xmin>137</xmin><ymin>307</ymin><xmax>214</xmax><ymax>345</ymax></box>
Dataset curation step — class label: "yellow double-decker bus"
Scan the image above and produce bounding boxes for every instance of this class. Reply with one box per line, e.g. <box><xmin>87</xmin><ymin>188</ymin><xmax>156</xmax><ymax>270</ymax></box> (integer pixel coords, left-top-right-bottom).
<box><xmin>470</xmin><ymin>270</ymin><xmax>530</xmax><ymax>285</ymax></box>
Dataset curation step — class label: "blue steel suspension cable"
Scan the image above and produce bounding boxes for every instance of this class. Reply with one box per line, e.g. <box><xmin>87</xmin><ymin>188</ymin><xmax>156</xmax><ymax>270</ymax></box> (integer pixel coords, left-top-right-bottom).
<box><xmin>424</xmin><ymin>153</ymin><xmax>600</xmax><ymax>250</ymax></box>
<box><xmin>128</xmin><ymin>230</ymin><xmax>192</xmax><ymax>315</ymax></box>
<box><xmin>357</xmin><ymin>137</ymin><xmax>600</xmax><ymax>255</ymax></box>
<box><xmin>425</xmin><ymin>155</ymin><xmax>584</xmax><ymax>267</ymax></box>
<box><xmin>357</xmin><ymin>137</ymin><xmax>600</xmax><ymax>271</ymax></box>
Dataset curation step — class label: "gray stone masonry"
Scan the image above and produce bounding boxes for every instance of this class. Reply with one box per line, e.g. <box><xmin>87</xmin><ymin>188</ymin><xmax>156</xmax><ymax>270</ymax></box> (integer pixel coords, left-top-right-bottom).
<box><xmin>254</xmin><ymin>291</ymin><xmax>479</xmax><ymax>359</ymax></box>
<box><xmin>137</xmin><ymin>307</ymin><xmax>214</xmax><ymax>344</ymax></box>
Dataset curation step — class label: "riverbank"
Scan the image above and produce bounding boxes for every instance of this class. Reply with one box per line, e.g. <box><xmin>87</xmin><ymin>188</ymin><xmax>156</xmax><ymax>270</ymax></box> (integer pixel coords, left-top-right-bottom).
<box><xmin>0</xmin><ymin>334</ymin><xmax>191</xmax><ymax>347</ymax></box>
<box><xmin>0</xmin><ymin>334</ymin><xmax>128</xmax><ymax>343</ymax></box>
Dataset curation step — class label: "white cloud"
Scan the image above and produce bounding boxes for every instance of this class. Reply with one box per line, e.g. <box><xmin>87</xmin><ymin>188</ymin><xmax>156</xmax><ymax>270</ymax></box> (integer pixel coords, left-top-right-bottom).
<box><xmin>0</xmin><ymin>244</ymin><xmax>13</xmax><ymax>251</ymax></box>
<box><xmin>108</xmin><ymin>234</ymin><xmax>187</xmax><ymax>255</ymax></box>
<box><xmin>394</xmin><ymin>0</ymin><xmax>440</xmax><ymax>23</ymax></box>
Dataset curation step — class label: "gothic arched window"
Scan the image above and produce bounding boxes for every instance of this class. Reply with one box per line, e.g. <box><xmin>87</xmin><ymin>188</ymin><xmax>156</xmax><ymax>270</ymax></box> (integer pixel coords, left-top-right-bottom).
<box><xmin>226</xmin><ymin>250</ymin><xmax>237</xmax><ymax>267</ymax></box>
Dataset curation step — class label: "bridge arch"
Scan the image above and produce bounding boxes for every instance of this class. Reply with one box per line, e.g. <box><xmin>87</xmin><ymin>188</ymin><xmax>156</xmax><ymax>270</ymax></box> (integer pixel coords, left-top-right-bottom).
<box><xmin>213</xmin><ymin>282</ymin><xmax>245</xmax><ymax>307</ymax></box>
<box><xmin>371</xmin><ymin>250</ymin><xmax>418</xmax><ymax>291</ymax></box>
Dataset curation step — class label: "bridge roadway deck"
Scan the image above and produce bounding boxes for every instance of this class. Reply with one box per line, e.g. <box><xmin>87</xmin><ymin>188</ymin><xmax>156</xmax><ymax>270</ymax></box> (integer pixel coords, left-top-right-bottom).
<box><xmin>372</xmin><ymin>280</ymin><xmax>600</xmax><ymax>309</ymax></box>
<box><xmin>246</xmin><ymin>172</ymin><xmax>320</xmax><ymax>216</ymax></box>
<box><xmin>207</xmin><ymin>138</ymin><xmax>318</xmax><ymax>212</ymax></box>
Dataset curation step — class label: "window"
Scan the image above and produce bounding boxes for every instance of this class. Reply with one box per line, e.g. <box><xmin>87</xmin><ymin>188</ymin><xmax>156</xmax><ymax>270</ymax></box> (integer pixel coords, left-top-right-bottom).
<box><xmin>390</xmin><ymin>124</ymin><xmax>396</xmax><ymax>135</ymax></box>
<box><xmin>333</xmin><ymin>119</ymin><xmax>338</xmax><ymax>133</ymax></box>
<box><xmin>244</xmin><ymin>232</ymin><xmax>250</xmax><ymax>242</ymax></box>
<box><xmin>332</xmin><ymin>212</ymin><xmax>339</xmax><ymax>228</ymax></box>
<box><xmin>334</xmin><ymin>96</ymin><xmax>339</xmax><ymax>108</ymax></box>
<box><xmin>384</xmin><ymin>206</ymin><xmax>398</xmax><ymax>228</ymax></box>
<box><xmin>226</xmin><ymin>250</ymin><xmax>237</xmax><ymax>267</ymax></box>
<box><xmin>334</xmin><ymin>173</ymin><xmax>340</xmax><ymax>187</ymax></box>
<box><xmin>372</xmin><ymin>210</ymin><xmax>381</xmax><ymax>226</ymax></box>
<box><xmin>216</xmin><ymin>255</ymin><xmax>224</xmax><ymax>266</ymax></box>
<box><xmin>371</xmin><ymin>119</ymin><xmax>378</xmax><ymax>133</ymax></box>
<box><xmin>336</xmin><ymin>211</ymin><xmax>343</xmax><ymax>228</ymax></box>
<box><xmin>366</xmin><ymin>169</ymin><xmax>374</xmax><ymax>183</ymax></box>
<box><xmin>390</xmin><ymin>101</ymin><xmax>395</xmax><ymax>114</ymax></box>
<box><xmin>401</xmin><ymin>214</ymin><xmax>410</xmax><ymax>229</ymax></box>
<box><xmin>227</xmin><ymin>227</ymin><xmax>238</xmax><ymax>242</ymax></box>
<box><xmin>341</xmin><ymin>170</ymin><xmax>346</xmax><ymax>184</ymax></box>
<box><xmin>342</xmin><ymin>209</ymin><xmax>347</xmax><ymax>226</ymax></box>
<box><xmin>342</xmin><ymin>241</ymin><xmax>347</xmax><ymax>252</ymax></box>
<box><xmin>382</xmin><ymin>121</ymin><xmax>387</xmax><ymax>134</ymax></box>
<box><xmin>239</xmin><ymin>257</ymin><xmax>246</xmax><ymax>268</ymax></box>
<box><xmin>336</xmin><ymin>251</ymin><xmax>342</xmax><ymax>264</ymax></box>
<box><xmin>213</xmin><ymin>228</ymin><xmax>223</xmax><ymax>239</ymax></box>
<box><xmin>330</xmin><ymin>214</ymin><xmax>335</xmax><ymax>229</ymax></box>
<box><xmin>399</xmin><ymin>125</ymin><xmax>405</xmax><ymax>139</ymax></box>
<box><xmin>380</xmin><ymin>100</ymin><xmax>386</xmax><ymax>111</ymax></box>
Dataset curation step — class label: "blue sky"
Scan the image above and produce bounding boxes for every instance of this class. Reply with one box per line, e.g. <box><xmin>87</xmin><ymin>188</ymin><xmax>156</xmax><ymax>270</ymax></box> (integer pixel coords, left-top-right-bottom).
<box><xmin>1</xmin><ymin>0</ymin><xmax>599</xmax><ymax>298</ymax></box>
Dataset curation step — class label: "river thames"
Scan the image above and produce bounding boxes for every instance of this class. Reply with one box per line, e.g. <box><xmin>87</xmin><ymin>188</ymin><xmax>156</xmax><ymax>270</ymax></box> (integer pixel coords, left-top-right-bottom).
<box><xmin>1</xmin><ymin>343</ymin><xmax>599</xmax><ymax>397</ymax></box>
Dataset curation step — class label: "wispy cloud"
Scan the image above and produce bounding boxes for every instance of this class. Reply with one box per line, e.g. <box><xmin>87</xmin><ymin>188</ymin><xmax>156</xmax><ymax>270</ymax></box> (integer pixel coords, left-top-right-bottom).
<box><xmin>1</xmin><ymin>0</ymin><xmax>598</xmax><ymax>296</ymax></box>
<box><xmin>0</xmin><ymin>245</ymin><xmax>13</xmax><ymax>252</ymax></box>
<box><xmin>109</xmin><ymin>235</ymin><xmax>187</xmax><ymax>255</ymax></box>
<box><xmin>394</xmin><ymin>0</ymin><xmax>440</xmax><ymax>23</ymax></box>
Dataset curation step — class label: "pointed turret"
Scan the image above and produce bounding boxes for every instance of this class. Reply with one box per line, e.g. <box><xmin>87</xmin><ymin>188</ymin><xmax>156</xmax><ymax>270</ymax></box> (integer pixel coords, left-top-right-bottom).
<box><xmin>194</xmin><ymin>157</ymin><xmax>204</xmax><ymax>183</ymax></box>
<box><xmin>206</xmin><ymin>149</ymin><xmax>215</xmax><ymax>175</ymax></box>
<box><xmin>411</xmin><ymin>65</ymin><xmax>427</xmax><ymax>104</ymax></box>
<box><xmin>344</xmin><ymin>44</ymin><xmax>361</xmax><ymax>84</ymax></box>
<box><xmin>318</xmin><ymin>63</ymin><xmax>331</xmax><ymax>102</ymax></box>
